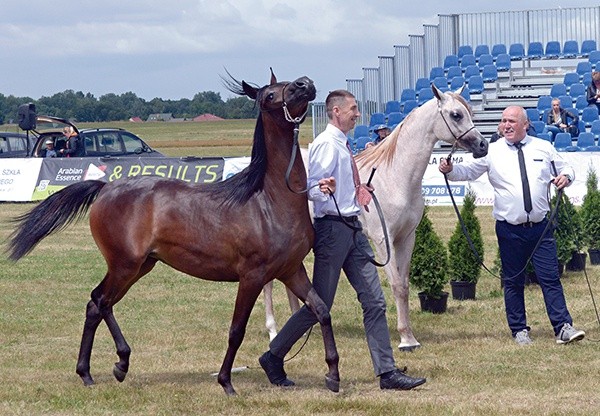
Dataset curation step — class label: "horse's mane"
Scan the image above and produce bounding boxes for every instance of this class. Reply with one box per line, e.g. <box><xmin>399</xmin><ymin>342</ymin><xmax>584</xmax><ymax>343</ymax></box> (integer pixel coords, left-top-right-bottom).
<box><xmin>208</xmin><ymin>75</ymin><xmax>268</xmax><ymax>206</ymax></box>
<box><xmin>354</xmin><ymin>91</ymin><xmax>472</xmax><ymax>169</ymax></box>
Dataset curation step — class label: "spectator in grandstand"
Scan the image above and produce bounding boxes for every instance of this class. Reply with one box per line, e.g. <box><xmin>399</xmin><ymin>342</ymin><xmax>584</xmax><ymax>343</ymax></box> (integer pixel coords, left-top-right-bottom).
<box><xmin>544</xmin><ymin>98</ymin><xmax>579</xmax><ymax>139</ymax></box>
<box><xmin>439</xmin><ymin>105</ymin><xmax>585</xmax><ymax>347</ymax></box>
<box><xmin>490</xmin><ymin>122</ymin><xmax>504</xmax><ymax>143</ymax></box>
<box><xmin>366</xmin><ymin>124</ymin><xmax>391</xmax><ymax>148</ymax></box>
<box><xmin>585</xmin><ymin>71</ymin><xmax>600</xmax><ymax>112</ymax></box>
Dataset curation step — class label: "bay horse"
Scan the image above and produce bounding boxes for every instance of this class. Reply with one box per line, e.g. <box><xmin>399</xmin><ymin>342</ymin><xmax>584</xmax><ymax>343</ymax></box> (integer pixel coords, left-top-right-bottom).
<box><xmin>263</xmin><ymin>85</ymin><xmax>488</xmax><ymax>350</ymax></box>
<box><xmin>7</xmin><ymin>71</ymin><xmax>340</xmax><ymax>396</ymax></box>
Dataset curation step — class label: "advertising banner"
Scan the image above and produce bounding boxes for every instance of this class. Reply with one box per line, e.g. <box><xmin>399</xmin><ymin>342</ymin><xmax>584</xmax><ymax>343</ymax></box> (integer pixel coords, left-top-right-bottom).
<box><xmin>0</xmin><ymin>158</ymin><xmax>43</xmax><ymax>201</ymax></box>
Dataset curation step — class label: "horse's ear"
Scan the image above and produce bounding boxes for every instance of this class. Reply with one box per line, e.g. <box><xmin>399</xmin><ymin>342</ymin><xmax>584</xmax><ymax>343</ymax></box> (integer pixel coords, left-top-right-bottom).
<box><xmin>454</xmin><ymin>83</ymin><xmax>466</xmax><ymax>96</ymax></box>
<box><xmin>432</xmin><ymin>84</ymin><xmax>445</xmax><ymax>101</ymax></box>
<box><xmin>270</xmin><ymin>67</ymin><xmax>277</xmax><ymax>85</ymax></box>
<box><xmin>242</xmin><ymin>81</ymin><xmax>258</xmax><ymax>100</ymax></box>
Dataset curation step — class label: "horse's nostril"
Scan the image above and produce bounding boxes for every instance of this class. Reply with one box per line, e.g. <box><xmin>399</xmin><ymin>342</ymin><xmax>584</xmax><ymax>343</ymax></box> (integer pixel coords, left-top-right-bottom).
<box><xmin>295</xmin><ymin>81</ymin><xmax>306</xmax><ymax>88</ymax></box>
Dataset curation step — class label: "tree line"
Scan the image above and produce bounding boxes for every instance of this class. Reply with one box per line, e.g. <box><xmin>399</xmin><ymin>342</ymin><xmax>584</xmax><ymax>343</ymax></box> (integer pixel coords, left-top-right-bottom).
<box><xmin>0</xmin><ymin>89</ymin><xmax>261</xmax><ymax>125</ymax></box>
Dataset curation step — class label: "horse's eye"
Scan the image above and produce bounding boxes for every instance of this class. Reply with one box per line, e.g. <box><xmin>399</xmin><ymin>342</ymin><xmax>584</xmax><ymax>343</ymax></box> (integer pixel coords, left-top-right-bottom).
<box><xmin>267</xmin><ymin>92</ymin><xmax>275</xmax><ymax>101</ymax></box>
<box><xmin>452</xmin><ymin>111</ymin><xmax>463</xmax><ymax>121</ymax></box>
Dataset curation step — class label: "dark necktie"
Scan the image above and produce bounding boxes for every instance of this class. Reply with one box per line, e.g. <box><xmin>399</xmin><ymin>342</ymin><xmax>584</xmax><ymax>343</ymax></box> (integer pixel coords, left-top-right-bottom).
<box><xmin>514</xmin><ymin>142</ymin><xmax>532</xmax><ymax>214</ymax></box>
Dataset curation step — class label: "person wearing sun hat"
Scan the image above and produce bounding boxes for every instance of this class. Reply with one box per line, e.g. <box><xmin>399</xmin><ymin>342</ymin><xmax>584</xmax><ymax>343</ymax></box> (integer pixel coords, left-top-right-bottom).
<box><xmin>41</xmin><ymin>139</ymin><xmax>57</xmax><ymax>158</ymax></box>
<box><xmin>368</xmin><ymin>124</ymin><xmax>391</xmax><ymax>148</ymax></box>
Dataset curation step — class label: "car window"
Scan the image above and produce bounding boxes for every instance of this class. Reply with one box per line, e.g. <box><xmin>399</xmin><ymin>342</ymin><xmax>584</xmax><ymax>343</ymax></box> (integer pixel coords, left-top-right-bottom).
<box><xmin>9</xmin><ymin>136</ymin><xmax>27</xmax><ymax>151</ymax></box>
<box><xmin>96</xmin><ymin>132</ymin><xmax>122</xmax><ymax>154</ymax></box>
<box><xmin>121</xmin><ymin>132</ymin><xmax>145</xmax><ymax>153</ymax></box>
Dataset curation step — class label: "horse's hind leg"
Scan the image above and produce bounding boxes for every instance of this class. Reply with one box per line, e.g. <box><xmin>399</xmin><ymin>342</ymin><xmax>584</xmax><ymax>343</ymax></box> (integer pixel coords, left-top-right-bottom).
<box><xmin>76</xmin><ymin>258</ymin><xmax>156</xmax><ymax>386</ymax></box>
<box><xmin>263</xmin><ymin>281</ymin><xmax>278</xmax><ymax>341</ymax></box>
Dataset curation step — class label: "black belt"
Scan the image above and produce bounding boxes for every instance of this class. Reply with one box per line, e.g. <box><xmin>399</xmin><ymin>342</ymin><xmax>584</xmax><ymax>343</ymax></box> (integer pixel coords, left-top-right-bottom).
<box><xmin>502</xmin><ymin>219</ymin><xmax>545</xmax><ymax>228</ymax></box>
<box><xmin>316</xmin><ymin>214</ymin><xmax>359</xmax><ymax>222</ymax></box>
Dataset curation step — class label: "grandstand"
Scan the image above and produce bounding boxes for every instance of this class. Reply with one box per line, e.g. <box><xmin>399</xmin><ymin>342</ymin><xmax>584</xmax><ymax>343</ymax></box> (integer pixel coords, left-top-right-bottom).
<box><xmin>311</xmin><ymin>6</ymin><xmax>600</xmax><ymax>152</ymax></box>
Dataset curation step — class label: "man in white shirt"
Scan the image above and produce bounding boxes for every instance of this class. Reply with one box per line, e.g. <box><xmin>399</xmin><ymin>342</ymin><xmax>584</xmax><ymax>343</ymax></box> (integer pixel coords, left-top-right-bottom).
<box><xmin>259</xmin><ymin>90</ymin><xmax>426</xmax><ymax>391</ymax></box>
<box><xmin>439</xmin><ymin>106</ymin><xmax>585</xmax><ymax>346</ymax></box>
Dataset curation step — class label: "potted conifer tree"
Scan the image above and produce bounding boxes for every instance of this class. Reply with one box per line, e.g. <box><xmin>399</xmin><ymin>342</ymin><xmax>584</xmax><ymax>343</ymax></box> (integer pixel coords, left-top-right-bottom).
<box><xmin>551</xmin><ymin>192</ymin><xmax>585</xmax><ymax>272</ymax></box>
<box><xmin>410</xmin><ymin>206</ymin><xmax>449</xmax><ymax>313</ymax></box>
<box><xmin>580</xmin><ymin>165</ymin><xmax>600</xmax><ymax>265</ymax></box>
<box><xmin>448</xmin><ymin>187</ymin><xmax>483</xmax><ymax>300</ymax></box>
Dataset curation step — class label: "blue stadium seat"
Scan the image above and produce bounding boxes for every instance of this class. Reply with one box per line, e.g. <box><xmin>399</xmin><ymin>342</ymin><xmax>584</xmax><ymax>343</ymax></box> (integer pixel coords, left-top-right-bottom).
<box><xmin>432</xmin><ymin>76</ymin><xmax>449</xmax><ymax>92</ymax></box>
<box><xmin>399</xmin><ymin>89</ymin><xmax>416</xmax><ymax>105</ymax></box>
<box><xmin>537</xmin><ymin>131</ymin><xmax>553</xmax><ymax>142</ymax></box>
<box><xmin>386</xmin><ymin>112</ymin><xmax>405</xmax><ymax>126</ymax></box>
<box><xmin>450</xmin><ymin>76</ymin><xmax>466</xmax><ymax>90</ymax></box>
<box><xmin>460</xmin><ymin>86</ymin><xmax>471</xmax><ymax>102</ymax></box>
<box><xmin>544</xmin><ymin>41</ymin><xmax>561</xmax><ymax>59</ymax></box>
<box><xmin>531</xmin><ymin>121</ymin><xmax>546</xmax><ymax>136</ymax></box>
<box><xmin>467</xmin><ymin>75</ymin><xmax>484</xmax><ymax>94</ymax></box>
<box><xmin>355</xmin><ymin>136</ymin><xmax>373</xmax><ymax>152</ymax></box>
<box><xmin>581</xmin><ymin>39</ymin><xmax>597</xmax><ymax>57</ymax></box>
<box><xmin>569</xmin><ymin>84</ymin><xmax>586</xmax><ymax>101</ymax></box>
<box><xmin>482</xmin><ymin>65</ymin><xmax>498</xmax><ymax>82</ymax></box>
<box><xmin>352</xmin><ymin>124</ymin><xmax>369</xmax><ymax>139</ymax></box>
<box><xmin>575</xmin><ymin>95</ymin><xmax>590</xmax><ymax>114</ymax></box>
<box><xmin>558</xmin><ymin>95</ymin><xmax>572</xmax><ymax>110</ymax></box>
<box><xmin>385</xmin><ymin>100</ymin><xmax>401</xmax><ymax>114</ymax></box>
<box><xmin>575</xmin><ymin>132</ymin><xmax>598</xmax><ymax>151</ymax></box>
<box><xmin>446</xmin><ymin>66</ymin><xmax>463</xmax><ymax>80</ymax></box>
<box><xmin>588</xmin><ymin>50</ymin><xmax>600</xmax><ymax>68</ymax></box>
<box><xmin>464</xmin><ymin>65</ymin><xmax>480</xmax><ymax>79</ymax></box>
<box><xmin>477</xmin><ymin>54</ymin><xmax>494</xmax><ymax>68</ymax></box>
<box><xmin>537</xmin><ymin>95</ymin><xmax>552</xmax><ymax>116</ymax></box>
<box><xmin>553</xmin><ymin>132</ymin><xmax>577</xmax><ymax>151</ymax></box>
<box><xmin>443</xmin><ymin>54</ymin><xmax>459</xmax><ymax>69</ymax></box>
<box><xmin>526</xmin><ymin>108</ymin><xmax>540</xmax><ymax>122</ymax></box>
<box><xmin>577</xmin><ymin>61</ymin><xmax>593</xmax><ymax>76</ymax></box>
<box><xmin>491</xmin><ymin>43</ymin><xmax>507</xmax><ymax>59</ymax></box>
<box><xmin>582</xmin><ymin>106</ymin><xmax>599</xmax><ymax>127</ymax></box>
<box><xmin>578</xmin><ymin>120</ymin><xmax>586</xmax><ymax>136</ymax></box>
<box><xmin>417</xmin><ymin>88</ymin><xmax>434</xmax><ymax>105</ymax></box>
<box><xmin>550</xmin><ymin>83</ymin><xmax>568</xmax><ymax>98</ymax></box>
<box><xmin>415</xmin><ymin>77</ymin><xmax>430</xmax><ymax>91</ymax></box>
<box><xmin>563</xmin><ymin>72</ymin><xmax>580</xmax><ymax>86</ymax></box>
<box><xmin>495</xmin><ymin>53</ymin><xmax>511</xmax><ymax>71</ymax></box>
<box><xmin>591</xmin><ymin>119</ymin><xmax>600</xmax><ymax>140</ymax></box>
<box><xmin>369</xmin><ymin>112</ymin><xmax>386</xmax><ymax>128</ymax></box>
<box><xmin>460</xmin><ymin>54</ymin><xmax>477</xmax><ymax>69</ymax></box>
<box><xmin>562</xmin><ymin>40</ymin><xmax>579</xmax><ymax>58</ymax></box>
<box><xmin>429</xmin><ymin>66</ymin><xmax>445</xmax><ymax>80</ymax></box>
<box><xmin>474</xmin><ymin>44</ymin><xmax>490</xmax><ymax>60</ymax></box>
<box><xmin>509</xmin><ymin>43</ymin><xmax>525</xmax><ymax>60</ymax></box>
<box><xmin>457</xmin><ymin>45</ymin><xmax>474</xmax><ymax>60</ymax></box>
<box><xmin>403</xmin><ymin>99</ymin><xmax>419</xmax><ymax>114</ymax></box>
<box><xmin>582</xmin><ymin>71</ymin><xmax>593</xmax><ymax>86</ymax></box>
<box><xmin>527</xmin><ymin>42</ymin><xmax>544</xmax><ymax>59</ymax></box>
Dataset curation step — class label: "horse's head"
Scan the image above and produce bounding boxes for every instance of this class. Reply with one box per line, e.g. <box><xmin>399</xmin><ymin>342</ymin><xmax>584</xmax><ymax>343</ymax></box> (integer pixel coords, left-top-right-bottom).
<box><xmin>432</xmin><ymin>84</ymin><xmax>488</xmax><ymax>158</ymax></box>
<box><xmin>224</xmin><ymin>69</ymin><xmax>316</xmax><ymax>125</ymax></box>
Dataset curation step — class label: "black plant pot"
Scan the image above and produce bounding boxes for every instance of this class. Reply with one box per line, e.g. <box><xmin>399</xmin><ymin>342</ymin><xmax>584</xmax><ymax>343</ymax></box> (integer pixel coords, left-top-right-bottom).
<box><xmin>418</xmin><ymin>291</ymin><xmax>448</xmax><ymax>314</ymax></box>
<box><xmin>566</xmin><ymin>252</ymin><xmax>587</xmax><ymax>272</ymax></box>
<box><xmin>589</xmin><ymin>249</ymin><xmax>600</xmax><ymax>265</ymax></box>
<box><xmin>450</xmin><ymin>280</ymin><xmax>476</xmax><ymax>300</ymax></box>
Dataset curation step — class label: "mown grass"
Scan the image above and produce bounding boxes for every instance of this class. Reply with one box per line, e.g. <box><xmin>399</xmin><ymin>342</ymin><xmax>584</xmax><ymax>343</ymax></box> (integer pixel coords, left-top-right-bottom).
<box><xmin>1</xmin><ymin>120</ymin><xmax>600</xmax><ymax>415</ymax></box>
<box><xmin>1</xmin><ymin>201</ymin><xmax>599</xmax><ymax>415</ymax></box>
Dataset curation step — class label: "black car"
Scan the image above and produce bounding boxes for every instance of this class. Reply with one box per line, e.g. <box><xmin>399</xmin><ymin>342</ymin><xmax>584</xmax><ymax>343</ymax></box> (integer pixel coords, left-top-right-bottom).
<box><xmin>0</xmin><ymin>131</ymin><xmax>36</xmax><ymax>158</ymax></box>
<box><xmin>29</xmin><ymin>116</ymin><xmax>163</xmax><ymax>158</ymax></box>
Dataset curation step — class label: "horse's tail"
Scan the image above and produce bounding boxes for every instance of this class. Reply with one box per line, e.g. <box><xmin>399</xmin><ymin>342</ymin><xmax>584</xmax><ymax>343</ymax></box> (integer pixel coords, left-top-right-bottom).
<box><xmin>7</xmin><ymin>180</ymin><xmax>107</xmax><ymax>261</ymax></box>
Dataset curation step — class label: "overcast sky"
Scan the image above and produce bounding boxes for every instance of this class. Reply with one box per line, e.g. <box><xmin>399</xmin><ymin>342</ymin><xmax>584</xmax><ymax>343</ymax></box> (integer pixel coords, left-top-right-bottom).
<box><xmin>1</xmin><ymin>1</ymin><xmax>599</xmax><ymax>103</ymax></box>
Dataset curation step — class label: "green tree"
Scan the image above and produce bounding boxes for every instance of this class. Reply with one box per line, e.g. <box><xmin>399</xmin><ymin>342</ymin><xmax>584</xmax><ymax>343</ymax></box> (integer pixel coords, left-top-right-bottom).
<box><xmin>551</xmin><ymin>191</ymin><xmax>583</xmax><ymax>264</ymax></box>
<box><xmin>448</xmin><ymin>187</ymin><xmax>484</xmax><ymax>283</ymax></box>
<box><xmin>580</xmin><ymin>165</ymin><xmax>600</xmax><ymax>250</ymax></box>
<box><xmin>409</xmin><ymin>206</ymin><xmax>449</xmax><ymax>299</ymax></box>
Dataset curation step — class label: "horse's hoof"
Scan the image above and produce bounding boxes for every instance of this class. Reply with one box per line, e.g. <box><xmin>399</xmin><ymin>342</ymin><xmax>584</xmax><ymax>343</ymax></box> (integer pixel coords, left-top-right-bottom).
<box><xmin>222</xmin><ymin>384</ymin><xmax>237</xmax><ymax>396</ymax></box>
<box><xmin>325</xmin><ymin>375</ymin><xmax>340</xmax><ymax>393</ymax></box>
<box><xmin>113</xmin><ymin>365</ymin><xmax>127</xmax><ymax>383</ymax></box>
<box><xmin>80</xmin><ymin>375</ymin><xmax>95</xmax><ymax>386</ymax></box>
<box><xmin>398</xmin><ymin>343</ymin><xmax>421</xmax><ymax>352</ymax></box>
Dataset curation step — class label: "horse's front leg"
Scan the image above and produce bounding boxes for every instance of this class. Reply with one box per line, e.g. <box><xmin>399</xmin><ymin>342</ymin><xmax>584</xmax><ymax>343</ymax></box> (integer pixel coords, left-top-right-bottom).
<box><xmin>76</xmin><ymin>300</ymin><xmax>103</xmax><ymax>385</ymax></box>
<box><xmin>386</xmin><ymin>237</ymin><xmax>421</xmax><ymax>351</ymax></box>
<box><xmin>217</xmin><ymin>278</ymin><xmax>263</xmax><ymax>396</ymax></box>
<box><xmin>283</xmin><ymin>265</ymin><xmax>340</xmax><ymax>392</ymax></box>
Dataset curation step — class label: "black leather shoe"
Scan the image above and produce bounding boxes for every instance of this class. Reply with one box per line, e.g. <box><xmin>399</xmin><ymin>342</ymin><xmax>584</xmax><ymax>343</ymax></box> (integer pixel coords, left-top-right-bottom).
<box><xmin>258</xmin><ymin>351</ymin><xmax>295</xmax><ymax>387</ymax></box>
<box><xmin>380</xmin><ymin>368</ymin><xmax>426</xmax><ymax>390</ymax></box>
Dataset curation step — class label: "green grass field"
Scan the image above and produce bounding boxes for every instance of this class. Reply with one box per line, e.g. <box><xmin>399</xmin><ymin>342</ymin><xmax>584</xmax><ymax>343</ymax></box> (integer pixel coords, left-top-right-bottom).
<box><xmin>1</xmin><ymin>120</ymin><xmax>600</xmax><ymax>415</ymax></box>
